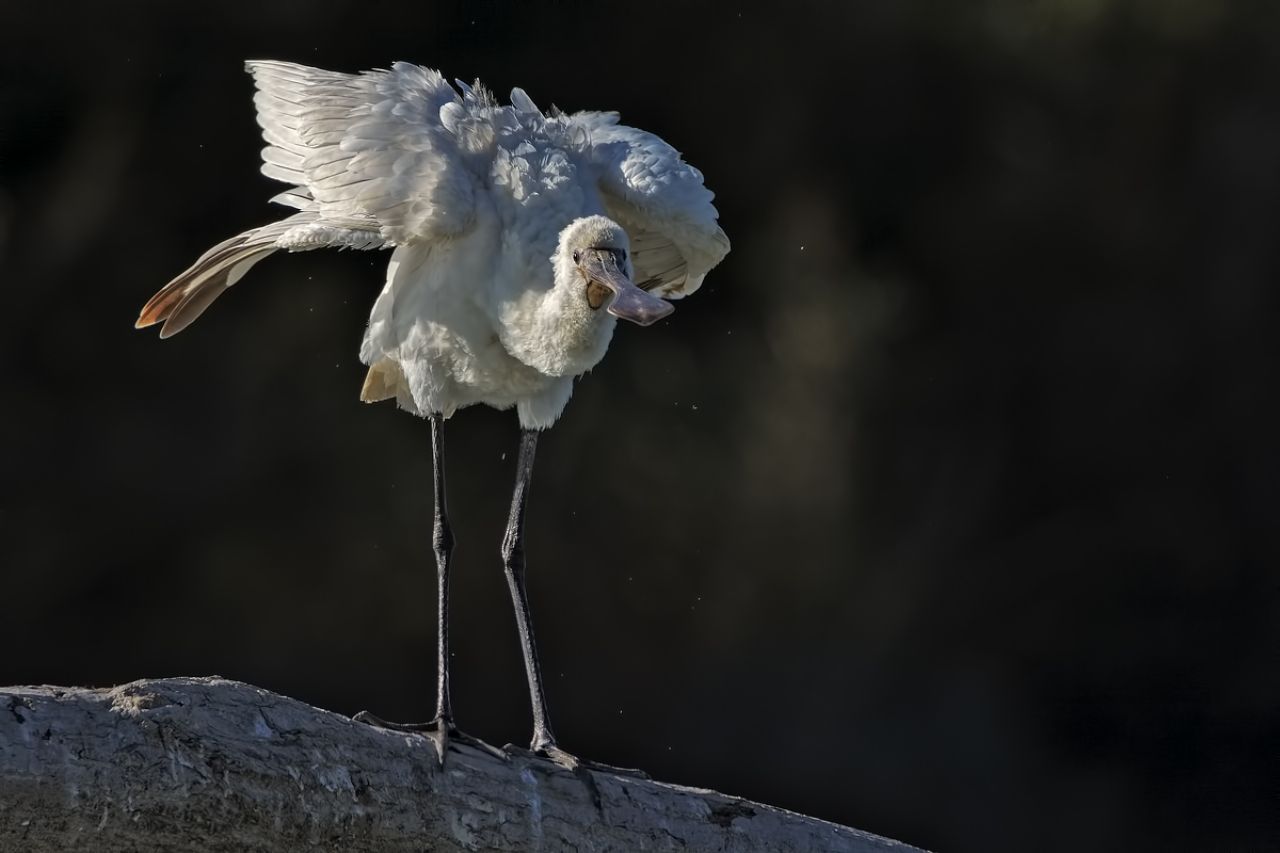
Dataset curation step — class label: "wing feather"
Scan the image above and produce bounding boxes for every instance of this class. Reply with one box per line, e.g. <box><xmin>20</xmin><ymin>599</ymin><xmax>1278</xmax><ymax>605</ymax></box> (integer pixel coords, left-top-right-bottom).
<box><xmin>141</xmin><ymin>62</ymin><xmax>728</xmax><ymax>341</ymax></box>
<box><xmin>136</xmin><ymin>211</ymin><xmax>382</xmax><ymax>338</ymax></box>
<box><xmin>578</xmin><ymin>113</ymin><xmax>729</xmax><ymax>298</ymax></box>
<box><xmin>247</xmin><ymin>60</ymin><xmax>477</xmax><ymax>243</ymax></box>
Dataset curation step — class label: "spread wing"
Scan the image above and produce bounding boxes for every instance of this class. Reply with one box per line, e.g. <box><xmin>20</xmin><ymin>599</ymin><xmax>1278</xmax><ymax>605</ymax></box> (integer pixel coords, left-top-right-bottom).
<box><xmin>138</xmin><ymin>61</ymin><xmax>484</xmax><ymax>337</ymax></box>
<box><xmin>249</xmin><ymin>60</ymin><xmax>477</xmax><ymax>243</ymax></box>
<box><xmin>577</xmin><ymin>112</ymin><xmax>730</xmax><ymax>298</ymax></box>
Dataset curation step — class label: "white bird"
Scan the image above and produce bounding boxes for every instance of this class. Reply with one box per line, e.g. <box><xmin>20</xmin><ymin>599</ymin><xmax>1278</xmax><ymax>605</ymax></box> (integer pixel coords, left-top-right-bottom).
<box><xmin>136</xmin><ymin>61</ymin><xmax>729</xmax><ymax>768</ymax></box>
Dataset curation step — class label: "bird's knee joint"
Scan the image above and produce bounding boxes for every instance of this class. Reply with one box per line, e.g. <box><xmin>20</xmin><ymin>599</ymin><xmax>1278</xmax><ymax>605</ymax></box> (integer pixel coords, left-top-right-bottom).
<box><xmin>433</xmin><ymin>530</ymin><xmax>454</xmax><ymax>555</ymax></box>
<box><xmin>432</xmin><ymin>516</ymin><xmax>454</xmax><ymax>554</ymax></box>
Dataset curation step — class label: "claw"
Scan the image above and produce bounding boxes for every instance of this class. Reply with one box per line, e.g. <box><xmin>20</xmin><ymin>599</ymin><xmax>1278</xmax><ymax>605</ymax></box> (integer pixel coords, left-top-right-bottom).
<box><xmin>353</xmin><ymin>710</ymin><xmax>507</xmax><ymax>765</ymax></box>
<box><xmin>504</xmin><ymin>742</ymin><xmax>650</xmax><ymax>780</ymax></box>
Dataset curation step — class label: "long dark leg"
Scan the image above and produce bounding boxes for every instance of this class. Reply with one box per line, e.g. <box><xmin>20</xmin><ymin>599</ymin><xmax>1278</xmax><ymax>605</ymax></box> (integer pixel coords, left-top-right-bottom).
<box><xmin>499</xmin><ymin>428</ymin><xmax>649</xmax><ymax>779</ymax></box>
<box><xmin>429</xmin><ymin>413</ymin><xmax>454</xmax><ymax>724</ymax></box>
<box><xmin>353</xmin><ymin>414</ymin><xmax>502</xmax><ymax>763</ymax></box>
<box><xmin>501</xmin><ymin>429</ymin><xmax>558</xmax><ymax>752</ymax></box>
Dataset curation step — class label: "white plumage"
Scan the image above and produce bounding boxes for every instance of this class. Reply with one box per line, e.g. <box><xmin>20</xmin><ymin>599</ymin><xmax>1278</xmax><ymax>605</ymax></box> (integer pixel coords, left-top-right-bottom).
<box><xmin>137</xmin><ymin>60</ymin><xmax>730</xmax><ymax>429</ymax></box>
<box><xmin>137</xmin><ymin>60</ymin><xmax>730</xmax><ymax>763</ymax></box>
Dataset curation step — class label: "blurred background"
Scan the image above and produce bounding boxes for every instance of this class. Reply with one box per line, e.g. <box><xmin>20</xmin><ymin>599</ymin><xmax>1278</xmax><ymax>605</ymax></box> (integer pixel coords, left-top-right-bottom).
<box><xmin>2</xmin><ymin>1</ymin><xmax>1277</xmax><ymax>850</ymax></box>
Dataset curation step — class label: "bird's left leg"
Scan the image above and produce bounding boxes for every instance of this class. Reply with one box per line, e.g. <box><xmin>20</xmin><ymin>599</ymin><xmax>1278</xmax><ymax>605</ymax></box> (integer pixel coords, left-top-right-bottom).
<box><xmin>354</xmin><ymin>413</ymin><xmax>503</xmax><ymax>764</ymax></box>
<box><xmin>499</xmin><ymin>429</ymin><xmax>561</xmax><ymax>757</ymax></box>
<box><xmin>499</xmin><ymin>428</ymin><xmax>648</xmax><ymax>779</ymax></box>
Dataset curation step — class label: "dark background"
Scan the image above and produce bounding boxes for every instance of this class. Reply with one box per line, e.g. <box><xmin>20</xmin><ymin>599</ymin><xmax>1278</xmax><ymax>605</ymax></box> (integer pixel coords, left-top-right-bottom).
<box><xmin>3</xmin><ymin>1</ymin><xmax>1277</xmax><ymax>850</ymax></box>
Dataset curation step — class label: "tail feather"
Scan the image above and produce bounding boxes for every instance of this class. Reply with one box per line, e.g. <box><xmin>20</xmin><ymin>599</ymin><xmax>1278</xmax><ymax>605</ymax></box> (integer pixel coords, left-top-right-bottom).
<box><xmin>360</xmin><ymin>358</ymin><xmax>406</xmax><ymax>403</ymax></box>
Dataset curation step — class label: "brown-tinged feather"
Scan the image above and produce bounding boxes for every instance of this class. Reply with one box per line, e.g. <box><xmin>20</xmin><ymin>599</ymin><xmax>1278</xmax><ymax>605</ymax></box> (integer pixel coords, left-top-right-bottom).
<box><xmin>360</xmin><ymin>359</ymin><xmax>405</xmax><ymax>403</ymax></box>
<box><xmin>135</xmin><ymin>283</ymin><xmax>190</xmax><ymax>329</ymax></box>
<box><xmin>135</xmin><ymin>220</ymin><xmax>298</xmax><ymax>336</ymax></box>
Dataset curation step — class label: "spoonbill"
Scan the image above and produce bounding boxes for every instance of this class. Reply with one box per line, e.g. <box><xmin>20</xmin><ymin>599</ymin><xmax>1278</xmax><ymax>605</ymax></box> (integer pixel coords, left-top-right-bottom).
<box><xmin>136</xmin><ymin>60</ymin><xmax>729</xmax><ymax>769</ymax></box>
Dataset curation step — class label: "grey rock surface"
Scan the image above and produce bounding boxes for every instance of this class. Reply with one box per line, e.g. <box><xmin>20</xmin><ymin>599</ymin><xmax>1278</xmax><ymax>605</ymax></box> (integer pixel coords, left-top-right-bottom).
<box><xmin>0</xmin><ymin>677</ymin><xmax>923</xmax><ymax>852</ymax></box>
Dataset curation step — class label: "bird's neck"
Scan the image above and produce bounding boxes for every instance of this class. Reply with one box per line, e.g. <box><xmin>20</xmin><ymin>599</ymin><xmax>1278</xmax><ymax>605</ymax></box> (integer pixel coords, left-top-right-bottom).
<box><xmin>497</xmin><ymin>257</ymin><xmax>617</xmax><ymax>378</ymax></box>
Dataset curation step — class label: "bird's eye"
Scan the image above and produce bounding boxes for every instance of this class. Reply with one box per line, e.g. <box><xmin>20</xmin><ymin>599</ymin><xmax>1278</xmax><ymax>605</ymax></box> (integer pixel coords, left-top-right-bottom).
<box><xmin>572</xmin><ymin>250</ymin><xmax>581</xmax><ymax>264</ymax></box>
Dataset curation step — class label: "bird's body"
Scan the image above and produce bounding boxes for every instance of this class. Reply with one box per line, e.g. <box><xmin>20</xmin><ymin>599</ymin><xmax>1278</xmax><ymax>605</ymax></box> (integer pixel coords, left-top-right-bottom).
<box><xmin>136</xmin><ymin>60</ymin><xmax>728</xmax><ymax>767</ymax></box>
<box><xmin>361</xmin><ymin>206</ymin><xmax>611</xmax><ymax>428</ymax></box>
<box><xmin>140</xmin><ymin>61</ymin><xmax>728</xmax><ymax>429</ymax></box>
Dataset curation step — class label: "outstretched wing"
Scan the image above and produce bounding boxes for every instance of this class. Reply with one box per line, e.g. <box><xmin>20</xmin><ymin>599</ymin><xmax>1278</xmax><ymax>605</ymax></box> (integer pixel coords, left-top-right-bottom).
<box><xmin>249</xmin><ymin>60</ymin><xmax>477</xmax><ymax>243</ymax></box>
<box><xmin>138</xmin><ymin>61</ymin><xmax>482</xmax><ymax>338</ymax></box>
<box><xmin>577</xmin><ymin>112</ymin><xmax>730</xmax><ymax>298</ymax></box>
<box><xmin>136</xmin><ymin>211</ymin><xmax>385</xmax><ymax>338</ymax></box>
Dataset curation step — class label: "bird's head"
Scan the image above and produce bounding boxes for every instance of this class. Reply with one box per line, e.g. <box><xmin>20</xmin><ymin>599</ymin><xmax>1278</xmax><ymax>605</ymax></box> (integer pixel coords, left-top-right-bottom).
<box><xmin>557</xmin><ymin>216</ymin><xmax>673</xmax><ymax>326</ymax></box>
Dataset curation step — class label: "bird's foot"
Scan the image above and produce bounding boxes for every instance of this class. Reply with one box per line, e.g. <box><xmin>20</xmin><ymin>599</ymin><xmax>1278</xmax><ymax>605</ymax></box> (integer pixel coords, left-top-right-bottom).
<box><xmin>352</xmin><ymin>711</ymin><xmax>506</xmax><ymax>764</ymax></box>
<box><xmin>505</xmin><ymin>740</ymin><xmax>650</xmax><ymax>779</ymax></box>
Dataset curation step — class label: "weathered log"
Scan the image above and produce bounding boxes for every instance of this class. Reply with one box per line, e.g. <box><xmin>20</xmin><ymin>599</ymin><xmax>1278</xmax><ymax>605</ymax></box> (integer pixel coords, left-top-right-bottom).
<box><xmin>0</xmin><ymin>677</ymin><xmax>922</xmax><ymax>852</ymax></box>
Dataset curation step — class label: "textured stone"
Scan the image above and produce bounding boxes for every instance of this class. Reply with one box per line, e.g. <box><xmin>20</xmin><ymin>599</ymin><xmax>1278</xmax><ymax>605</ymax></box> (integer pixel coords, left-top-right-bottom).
<box><xmin>0</xmin><ymin>677</ymin><xmax>922</xmax><ymax>852</ymax></box>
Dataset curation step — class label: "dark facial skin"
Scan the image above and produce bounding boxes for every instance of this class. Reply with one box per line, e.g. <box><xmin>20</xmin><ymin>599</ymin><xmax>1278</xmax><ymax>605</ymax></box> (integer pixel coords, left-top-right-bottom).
<box><xmin>575</xmin><ymin>247</ymin><xmax>673</xmax><ymax>326</ymax></box>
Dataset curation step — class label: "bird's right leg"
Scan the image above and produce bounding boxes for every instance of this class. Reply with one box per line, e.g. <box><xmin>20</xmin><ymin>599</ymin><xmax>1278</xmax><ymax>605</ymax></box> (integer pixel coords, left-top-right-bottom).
<box><xmin>354</xmin><ymin>413</ymin><xmax>503</xmax><ymax>764</ymax></box>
